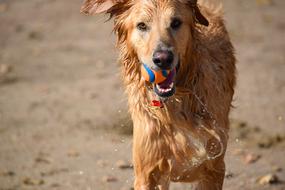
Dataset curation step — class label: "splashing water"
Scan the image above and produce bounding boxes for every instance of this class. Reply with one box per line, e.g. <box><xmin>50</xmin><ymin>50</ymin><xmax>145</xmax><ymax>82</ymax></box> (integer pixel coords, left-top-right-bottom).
<box><xmin>173</xmin><ymin>90</ymin><xmax>227</xmax><ymax>162</ymax></box>
<box><xmin>145</xmin><ymin>83</ymin><xmax>228</xmax><ymax>162</ymax></box>
<box><xmin>191</xmin><ymin>92</ymin><xmax>227</xmax><ymax>160</ymax></box>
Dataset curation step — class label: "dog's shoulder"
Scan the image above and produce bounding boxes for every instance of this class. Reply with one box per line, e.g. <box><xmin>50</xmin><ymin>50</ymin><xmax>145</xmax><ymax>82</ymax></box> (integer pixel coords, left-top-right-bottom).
<box><xmin>194</xmin><ymin>3</ymin><xmax>236</xmax><ymax>103</ymax></box>
<box><xmin>196</xmin><ymin>2</ymin><xmax>234</xmax><ymax>59</ymax></box>
<box><xmin>195</xmin><ymin>5</ymin><xmax>235</xmax><ymax>69</ymax></box>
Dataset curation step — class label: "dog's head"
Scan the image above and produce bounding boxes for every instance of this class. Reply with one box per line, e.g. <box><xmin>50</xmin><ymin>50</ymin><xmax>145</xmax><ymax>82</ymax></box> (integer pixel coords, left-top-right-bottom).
<box><xmin>81</xmin><ymin>0</ymin><xmax>208</xmax><ymax>98</ymax></box>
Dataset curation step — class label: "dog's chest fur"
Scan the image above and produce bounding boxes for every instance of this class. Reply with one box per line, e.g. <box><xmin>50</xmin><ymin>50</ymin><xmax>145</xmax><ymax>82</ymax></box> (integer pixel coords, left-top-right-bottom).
<box><xmin>130</xmin><ymin>91</ymin><xmax>221</xmax><ymax>177</ymax></box>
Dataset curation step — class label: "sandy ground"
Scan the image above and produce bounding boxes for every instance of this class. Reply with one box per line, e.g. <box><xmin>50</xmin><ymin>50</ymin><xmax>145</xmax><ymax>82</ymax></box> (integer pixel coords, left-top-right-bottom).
<box><xmin>0</xmin><ymin>0</ymin><xmax>285</xmax><ymax>189</ymax></box>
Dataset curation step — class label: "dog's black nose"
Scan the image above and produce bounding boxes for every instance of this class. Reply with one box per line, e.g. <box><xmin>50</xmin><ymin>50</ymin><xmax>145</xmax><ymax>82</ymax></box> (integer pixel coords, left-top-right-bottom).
<box><xmin>152</xmin><ymin>50</ymin><xmax>174</xmax><ymax>70</ymax></box>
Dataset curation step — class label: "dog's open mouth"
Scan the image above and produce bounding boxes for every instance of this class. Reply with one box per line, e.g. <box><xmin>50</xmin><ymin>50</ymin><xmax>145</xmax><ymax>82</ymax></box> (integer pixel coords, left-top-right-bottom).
<box><xmin>154</xmin><ymin>69</ymin><xmax>176</xmax><ymax>98</ymax></box>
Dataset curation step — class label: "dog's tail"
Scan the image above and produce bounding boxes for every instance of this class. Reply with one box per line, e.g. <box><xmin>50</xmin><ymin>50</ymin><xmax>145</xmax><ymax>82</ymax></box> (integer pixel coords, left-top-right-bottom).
<box><xmin>198</xmin><ymin>0</ymin><xmax>223</xmax><ymax>15</ymax></box>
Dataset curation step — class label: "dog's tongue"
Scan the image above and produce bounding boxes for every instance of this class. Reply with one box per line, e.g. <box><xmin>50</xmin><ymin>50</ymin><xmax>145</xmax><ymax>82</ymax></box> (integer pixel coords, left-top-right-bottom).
<box><xmin>158</xmin><ymin>69</ymin><xmax>176</xmax><ymax>89</ymax></box>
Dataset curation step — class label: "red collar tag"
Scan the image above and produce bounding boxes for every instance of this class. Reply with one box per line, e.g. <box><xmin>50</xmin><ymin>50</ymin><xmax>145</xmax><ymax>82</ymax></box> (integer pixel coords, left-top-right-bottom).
<box><xmin>151</xmin><ymin>100</ymin><xmax>164</xmax><ymax>108</ymax></box>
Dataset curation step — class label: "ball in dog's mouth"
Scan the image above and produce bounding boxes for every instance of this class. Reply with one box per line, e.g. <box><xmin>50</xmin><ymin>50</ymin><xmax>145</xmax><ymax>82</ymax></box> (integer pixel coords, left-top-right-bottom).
<box><xmin>154</xmin><ymin>68</ymin><xmax>176</xmax><ymax>98</ymax></box>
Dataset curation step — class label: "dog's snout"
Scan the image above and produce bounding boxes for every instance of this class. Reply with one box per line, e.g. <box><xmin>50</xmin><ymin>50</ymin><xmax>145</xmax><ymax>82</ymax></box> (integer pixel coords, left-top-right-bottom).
<box><xmin>152</xmin><ymin>50</ymin><xmax>174</xmax><ymax>70</ymax></box>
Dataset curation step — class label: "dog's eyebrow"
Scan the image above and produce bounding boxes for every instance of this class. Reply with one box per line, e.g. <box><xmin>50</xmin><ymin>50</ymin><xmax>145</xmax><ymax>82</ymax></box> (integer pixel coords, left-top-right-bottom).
<box><xmin>170</xmin><ymin>16</ymin><xmax>182</xmax><ymax>23</ymax></box>
<box><xmin>133</xmin><ymin>7</ymin><xmax>153</xmax><ymax>22</ymax></box>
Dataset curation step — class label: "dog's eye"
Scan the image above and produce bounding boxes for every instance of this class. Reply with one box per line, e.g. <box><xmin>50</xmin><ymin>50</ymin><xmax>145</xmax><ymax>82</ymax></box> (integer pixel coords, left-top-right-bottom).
<box><xmin>171</xmin><ymin>18</ymin><xmax>182</xmax><ymax>30</ymax></box>
<box><xmin>137</xmin><ymin>22</ymin><xmax>148</xmax><ymax>31</ymax></box>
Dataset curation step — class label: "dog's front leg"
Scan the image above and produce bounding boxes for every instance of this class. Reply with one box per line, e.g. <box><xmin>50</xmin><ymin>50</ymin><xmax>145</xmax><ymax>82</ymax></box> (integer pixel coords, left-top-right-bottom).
<box><xmin>133</xmin><ymin>151</ymin><xmax>171</xmax><ymax>190</ymax></box>
<box><xmin>133</xmin><ymin>138</ymin><xmax>170</xmax><ymax>190</ymax></box>
<box><xmin>134</xmin><ymin>168</ymin><xmax>170</xmax><ymax>190</ymax></box>
<box><xmin>193</xmin><ymin>157</ymin><xmax>226</xmax><ymax>190</ymax></box>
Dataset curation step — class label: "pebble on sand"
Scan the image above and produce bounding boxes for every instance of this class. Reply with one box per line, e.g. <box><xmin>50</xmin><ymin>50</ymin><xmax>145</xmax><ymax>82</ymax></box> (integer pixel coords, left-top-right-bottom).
<box><xmin>225</xmin><ymin>171</ymin><xmax>234</xmax><ymax>179</ymax></box>
<box><xmin>67</xmin><ymin>150</ymin><xmax>80</xmax><ymax>158</ymax></box>
<box><xmin>116</xmin><ymin>160</ymin><xmax>133</xmax><ymax>169</ymax></box>
<box><xmin>102</xmin><ymin>175</ymin><xmax>118</xmax><ymax>183</ymax></box>
<box><xmin>35</xmin><ymin>156</ymin><xmax>52</xmax><ymax>164</ymax></box>
<box><xmin>0</xmin><ymin>170</ymin><xmax>15</xmax><ymax>177</ymax></box>
<box><xmin>23</xmin><ymin>177</ymin><xmax>45</xmax><ymax>186</ymax></box>
<box><xmin>257</xmin><ymin>174</ymin><xmax>281</xmax><ymax>185</ymax></box>
<box><xmin>243</xmin><ymin>153</ymin><xmax>261</xmax><ymax>164</ymax></box>
<box><xmin>0</xmin><ymin>64</ymin><xmax>12</xmax><ymax>76</ymax></box>
<box><xmin>272</xmin><ymin>166</ymin><xmax>282</xmax><ymax>173</ymax></box>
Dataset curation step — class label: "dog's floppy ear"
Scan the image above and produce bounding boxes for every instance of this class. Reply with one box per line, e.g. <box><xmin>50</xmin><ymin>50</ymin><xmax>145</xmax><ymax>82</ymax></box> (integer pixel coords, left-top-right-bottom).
<box><xmin>193</xmin><ymin>6</ymin><xmax>209</xmax><ymax>26</ymax></box>
<box><xmin>189</xmin><ymin>0</ymin><xmax>209</xmax><ymax>26</ymax></box>
<box><xmin>81</xmin><ymin>0</ymin><xmax>117</xmax><ymax>15</ymax></box>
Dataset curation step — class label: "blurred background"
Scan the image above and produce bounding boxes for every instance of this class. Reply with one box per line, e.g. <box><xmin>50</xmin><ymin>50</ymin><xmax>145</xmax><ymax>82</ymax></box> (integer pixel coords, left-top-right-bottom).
<box><xmin>0</xmin><ymin>0</ymin><xmax>284</xmax><ymax>189</ymax></box>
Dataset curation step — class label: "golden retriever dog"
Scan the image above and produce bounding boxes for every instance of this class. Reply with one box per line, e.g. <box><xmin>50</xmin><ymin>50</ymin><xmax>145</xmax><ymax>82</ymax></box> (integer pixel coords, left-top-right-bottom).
<box><xmin>81</xmin><ymin>0</ymin><xmax>236</xmax><ymax>189</ymax></box>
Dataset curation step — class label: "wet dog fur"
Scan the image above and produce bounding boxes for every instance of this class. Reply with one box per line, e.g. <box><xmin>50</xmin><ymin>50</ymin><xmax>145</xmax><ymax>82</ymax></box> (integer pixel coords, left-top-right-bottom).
<box><xmin>81</xmin><ymin>0</ymin><xmax>236</xmax><ymax>189</ymax></box>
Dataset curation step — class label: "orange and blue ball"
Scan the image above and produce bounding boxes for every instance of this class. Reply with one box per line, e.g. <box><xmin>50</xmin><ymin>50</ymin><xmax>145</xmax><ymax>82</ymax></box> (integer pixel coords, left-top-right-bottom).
<box><xmin>141</xmin><ymin>64</ymin><xmax>170</xmax><ymax>84</ymax></box>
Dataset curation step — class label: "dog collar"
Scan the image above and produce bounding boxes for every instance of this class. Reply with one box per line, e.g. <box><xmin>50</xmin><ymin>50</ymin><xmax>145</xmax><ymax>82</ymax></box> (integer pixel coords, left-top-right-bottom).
<box><xmin>151</xmin><ymin>100</ymin><xmax>164</xmax><ymax>108</ymax></box>
<box><xmin>144</xmin><ymin>82</ymin><xmax>165</xmax><ymax>109</ymax></box>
